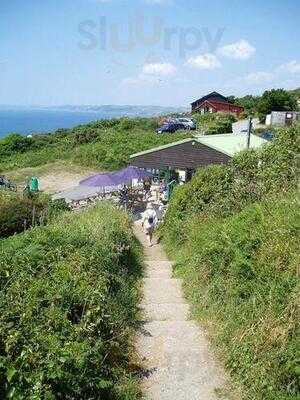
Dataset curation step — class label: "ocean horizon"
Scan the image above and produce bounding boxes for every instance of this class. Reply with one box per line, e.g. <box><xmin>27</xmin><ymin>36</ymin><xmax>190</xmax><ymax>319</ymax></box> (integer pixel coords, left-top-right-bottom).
<box><xmin>0</xmin><ymin>106</ymin><xmax>187</xmax><ymax>139</ymax></box>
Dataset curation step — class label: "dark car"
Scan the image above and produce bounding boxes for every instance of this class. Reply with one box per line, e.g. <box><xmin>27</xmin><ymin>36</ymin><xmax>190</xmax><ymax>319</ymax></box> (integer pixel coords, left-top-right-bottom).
<box><xmin>156</xmin><ymin>122</ymin><xmax>186</xmax><ymax>134</ymax></box>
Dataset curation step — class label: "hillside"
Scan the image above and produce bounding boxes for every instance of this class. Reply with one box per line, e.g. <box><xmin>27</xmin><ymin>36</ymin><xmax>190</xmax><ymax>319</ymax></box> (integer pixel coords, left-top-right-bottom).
<box><xmin>160</xmin><ymin>123</ymin><xmax>300</xmax><ymax>399</ymax></box>
<box><xmin>0</xmin><ymin>117</ymin><xmax>187</xmax><ymax>173</ymax></box>
<box><xmin>0</xmin><ymin>203</ymin><xmax>143</xmax><ymax>399</ymax></box>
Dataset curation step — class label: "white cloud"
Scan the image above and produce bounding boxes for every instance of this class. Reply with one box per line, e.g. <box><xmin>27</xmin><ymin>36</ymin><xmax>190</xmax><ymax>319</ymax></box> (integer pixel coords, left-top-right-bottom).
<box><xmin>122</xmin><ymin>62</ymin><xmax>177</xmax><ymax>87</ymax></box>
<box><xmin>278</xmin><ymin>60</ymin><xmax>300</xmax><ymax>74</ymax></box>
<box><xmin>243</xmin><ymin>71</ymin><xmax>275</xmax><ymax>84</ymax></box>
<box><xmin>142</xmin><ymin>62</ymin><xmax>177</xmax><ymax>76</ymax></box>
<box><xmin>185</xmin><ymin>53</ymin><xmax>221</xmax><ymax>69</ymax></box>
<box><xmin>218</xmin><ymin>39</ymin><xmax>256</xmax><ymax>60</ymax></box>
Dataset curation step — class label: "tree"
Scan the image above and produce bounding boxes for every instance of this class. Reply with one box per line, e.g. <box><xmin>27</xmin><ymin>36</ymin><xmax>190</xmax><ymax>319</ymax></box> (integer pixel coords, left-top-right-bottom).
<box><xmin>235</xmin><ymin>95</ymin><xmax>261</xmax><ymax>115</ymax></box>
<box><xmin>257</xmin><ymin>89</ymin><xmax>298</xmax><ymax>122</ymax></box>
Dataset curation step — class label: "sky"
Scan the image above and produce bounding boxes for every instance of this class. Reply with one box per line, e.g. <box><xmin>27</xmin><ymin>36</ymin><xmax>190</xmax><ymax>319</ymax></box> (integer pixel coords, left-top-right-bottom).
<box><xmin>1</xmin><ymin>0</ymin><xmax>300</xmax><ymax>107</ymax></box>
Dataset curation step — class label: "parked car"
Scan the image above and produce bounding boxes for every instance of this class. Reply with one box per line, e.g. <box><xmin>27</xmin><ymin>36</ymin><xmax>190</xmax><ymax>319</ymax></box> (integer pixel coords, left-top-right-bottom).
<box><xmin>156</xmin><ymin>122</ymin><xmax>187</xmax><ymax>134</ymax></box>
<box><xmin>176</xmin><ymin>117</ymin><xmax>197</xmax><ymax>130</ymax></box>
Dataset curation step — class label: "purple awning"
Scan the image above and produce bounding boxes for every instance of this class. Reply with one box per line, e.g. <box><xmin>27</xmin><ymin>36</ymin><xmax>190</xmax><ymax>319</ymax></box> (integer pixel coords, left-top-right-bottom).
<box><xmin>80</xmin><ymin>167</ymin><xmax>152</xmax><ymax>188</ymax></box>
<box><xmin>112</xmin><ymin>166</ymin><xmax>153</xmax><ymax>182</ymax></box>
<box><xmin>79</xmin><ymin>173</ymin><xmax>119</xmax><ymax>187</ymax></box>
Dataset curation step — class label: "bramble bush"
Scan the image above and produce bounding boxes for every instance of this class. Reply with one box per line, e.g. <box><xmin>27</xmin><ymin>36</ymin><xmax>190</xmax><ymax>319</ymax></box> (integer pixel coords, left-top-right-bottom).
<box><xmin>0</xmin><ymin>203</ymin><xmax>142</xmax><ymax>399</ymax></box>
<box><xmin>171</xmin><ymin>196</ymin><xmax>299</xmax><ymax>400</ymax></box>
<box><xmin>192</xmin><ymin>112</ymin><xmax>236</xmax><ymax>135</ymax></box>
<box><xmin>0</xmin><ymin>192</ymin><xmax>48</xmax><ymax>238</ymax></box>
<box><xmin>161</xmin><ymin>123</ymin><xmax>300</xmax><ymax>399</ymax></box>
<box><xmin>0</xmin><ymin>192</ymin><xmax>70</xmax><ymax>238</ymax></box>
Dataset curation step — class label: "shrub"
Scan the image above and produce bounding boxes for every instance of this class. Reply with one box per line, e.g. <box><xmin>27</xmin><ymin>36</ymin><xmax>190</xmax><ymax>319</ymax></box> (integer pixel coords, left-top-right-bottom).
<box><xmin>0</xmin><ymin>134</ymin><xmax>33</xmax><ymax>156</ymax></box>
<box><xmin>193</xmin><ymin>113</ymin><xmax>236</xmax><ymax>135</ymax></box>
<box><xmin>257</xmin><ymin>89</ymin><xmax>298</xmax><ymax>122</ymax></box>
<box><xmin>73</xmin><ymin>128</ymin><xmax>101</xmax><ymax>145</ymax></box>
<box><xmin>0</xmin><ymin>119</ymin><xmax>186</xmax><ymax>172</ymax></box>
<box><xmin>171</xmin><ymin>196</ymin><xmax>299</xmax><ymax>400</ymax></box>
<box><xmin>0</xmin><ymin>192</ymin><xmax>50</xmax><ymax>238</ymax></box>
<box><xmin>161</xmin><ymin>123</ymin><xmax>300</xmax><ymax>400</ymax></box>
<box><xmin>162</xmin><ymin>123</ymin><xmax>299</xmax><ymax>241</ymax></box>
<box><xmin>0</xmin><ymin>203</ymin><xmax>142</xmax><ymax>399</ymax></box>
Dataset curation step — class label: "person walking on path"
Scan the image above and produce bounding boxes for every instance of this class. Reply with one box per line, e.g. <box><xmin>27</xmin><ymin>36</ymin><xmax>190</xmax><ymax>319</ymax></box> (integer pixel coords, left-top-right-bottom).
<box><xmin>142</xmin><ymin>202</ymin><xmax>158</xmax><ymax>247</ymax></box>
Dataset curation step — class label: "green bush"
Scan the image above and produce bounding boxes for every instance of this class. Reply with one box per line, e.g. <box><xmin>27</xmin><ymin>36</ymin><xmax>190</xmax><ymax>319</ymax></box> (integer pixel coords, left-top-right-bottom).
<box><xmin>0</xmin><ymin>192</ymin><xmax>51</xmax><ymax>238</ymax></box>
<box><xmin>0</xmin><ymin>203</ymin><xmax>142</xmax><ymax>399</ymax></box>
<box><xmin>0</xmin><ymin>192</ymin><xmax>70</xmax><ymax>238</ymax></box>
<box><xmin>193</xmin><ymin>113</ymin><xmax>236</xmax><ymax>135</ymax></box>
<box><xmin>171</xmin><ymin>196</ymin><xmax>299</xmax><ymax>400</ymax></box>
<box><xmin>162</xmin><ymin>124</ymin><xmax>299</xmax><ymax>241</ymax></box>
<box><xmin>0</xmin><ymin>134</ymin><xmax>33</xmax><ymax>156</ymax></box>
<box><xmin>161</xmin><ymin>123</ymin><xmax>300</xmax><ymax>399</ymax></box>
<box><xmin>257</xmin><ymin>89</ymin><xmax>298</xmax><ymax>122</ymax></box>
<box><xmin>0</xmin><ymin>119</ymin><xmax>186</xmax><ymax>172</ymax></box>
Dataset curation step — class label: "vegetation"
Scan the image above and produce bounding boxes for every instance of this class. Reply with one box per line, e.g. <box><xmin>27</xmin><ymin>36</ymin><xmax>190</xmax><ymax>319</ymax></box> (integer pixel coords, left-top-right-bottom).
<box><xmin>0</xmin><ymin>117</ymin><xmax>187</xmax><ymax>173</ymax></box>
<box><xmin>192</xmin><ymin>112</ymin><xmax>237</xmax><ymax>135</ymax></box>
<box><xmin>233</xmin><ymin>95</ymin><xmax>261</xmax><ymax>116</ymax></box>
<box><xmin>160</xmin><ymin>123</ymin><xmax>300</xmax><ymax>400</ymax></box>
<box><xmin>256</xmin><ymin>89</ymin><xmax>298</xmax><ymax>122</ymax></box>
<box><xmin>0</xmin><ymin>191</ymin><xmax>69</xmax><ymax>238</ymax></box>
<box><xmin>231</xmin><ymin>89</ymin><xmax>299</xmax><ymax>120</ymax></box>
<box><xmin>0</xmin><ymin>203</ymin><xmax>142</xmax><ymax>399</ymax></box>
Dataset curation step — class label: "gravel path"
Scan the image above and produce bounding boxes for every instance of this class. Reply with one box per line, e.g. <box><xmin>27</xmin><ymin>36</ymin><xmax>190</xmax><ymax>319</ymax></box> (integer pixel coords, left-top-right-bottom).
<box><xmin>134</xmin><ymin>222</ymin><xmax>227</xmax><ymax>400</ymax></box>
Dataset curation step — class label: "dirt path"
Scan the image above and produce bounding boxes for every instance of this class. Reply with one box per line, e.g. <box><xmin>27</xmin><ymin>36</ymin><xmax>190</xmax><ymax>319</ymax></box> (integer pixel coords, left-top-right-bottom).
<box><xmin>134</xmin><ymin>222</ymin><xmax>227</xmax><ymax>400</ymax></box>
<box><xmin>5</xmin><ymin>161</ymin><xmax>98</xmax><ymax>194</ymax></box>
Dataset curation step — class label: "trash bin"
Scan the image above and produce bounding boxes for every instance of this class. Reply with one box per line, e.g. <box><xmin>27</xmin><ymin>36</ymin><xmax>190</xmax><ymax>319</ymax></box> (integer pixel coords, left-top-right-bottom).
<box><xmin>29</xmin><ymin>176</ymin><xmax>39</xmax><ymax>192</ymax></box>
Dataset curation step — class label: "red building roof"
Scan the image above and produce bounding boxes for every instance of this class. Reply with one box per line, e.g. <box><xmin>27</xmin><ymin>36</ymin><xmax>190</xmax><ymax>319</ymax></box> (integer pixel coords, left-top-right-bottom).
<box><xmin>191</xmin><ymin>91</ymin><xmax>244</xmax><ymax>114</ymax></box>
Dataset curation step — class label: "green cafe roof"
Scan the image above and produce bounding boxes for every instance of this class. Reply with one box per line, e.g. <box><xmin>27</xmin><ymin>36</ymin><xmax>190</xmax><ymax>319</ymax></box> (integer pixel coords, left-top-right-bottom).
<box><xmin>130</xmin><ymin>134</ymin><xmax>268</xmax><ymax>159</ymax></box>
<box><xmin>196</xmin><ymin>133</ymin><xmax>267</xmax><ymax>157</ymax></box>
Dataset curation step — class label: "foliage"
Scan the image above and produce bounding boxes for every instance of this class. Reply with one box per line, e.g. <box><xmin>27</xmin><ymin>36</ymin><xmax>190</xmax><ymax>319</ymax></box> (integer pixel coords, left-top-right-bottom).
<box><xmin>0</xmin><ymin>192</ymin><xmax>51</xmax><ymax>238</ymax></box>
<box><xmin>257</xmin><ymin>89</ymin><xmax>298</xmax><ymax>122</ymax></box>
<box><xmin>160</xmin><ymin>123</ymin><xmax>300</xmax><ymax>399</ymax></box>
<box><xmin>233</xmin><ymin>95</ymin><xmax>261</xmax><ymax>116</ymax></box>
<box><xmin>0</xmin><ymin>118</ymin><xmax>186</xmax><ymax>172</ymax></box>
<box><xmin>0</xmin><ymin>203</ymin><xmax>142</xmax><ymax>399</ymax></box>
<box><xmin>171</xmin><ymin>196</ymin><xmax>299</xmax><ymax>400</ymax></box>
<box><xmin>0</xmin><ymin>191</ymin><xmax>70</xmax><ymax>238</ymax></box>
<box><xmin>289</xmin><ymin>87</ymin><xmax>300</xmax><ymax>100</ymax></box>
<box><xmin>192</xmin><ymin>113</ymin><xmax>236</xmax><ymax>135</ymax></box>
<box><xmin>0</xmin><ymin>134</ymin><xmax>33</xmax><ymax>156</ymax></box>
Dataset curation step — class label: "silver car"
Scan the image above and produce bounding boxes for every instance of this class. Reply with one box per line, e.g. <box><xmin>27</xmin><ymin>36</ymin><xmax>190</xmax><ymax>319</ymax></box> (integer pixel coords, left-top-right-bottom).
<box><xmin>176</xmin><ymin>118</ymin><xmax>196</xmax><ymax>130</ymax></box>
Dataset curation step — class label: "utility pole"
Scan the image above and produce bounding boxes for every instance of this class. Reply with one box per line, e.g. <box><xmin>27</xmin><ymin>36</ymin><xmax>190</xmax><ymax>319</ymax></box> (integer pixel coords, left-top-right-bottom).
<box><xmin>247</xmin><ymin>117</ymin><xmax>253</xmax><ymax>149</ymax></box>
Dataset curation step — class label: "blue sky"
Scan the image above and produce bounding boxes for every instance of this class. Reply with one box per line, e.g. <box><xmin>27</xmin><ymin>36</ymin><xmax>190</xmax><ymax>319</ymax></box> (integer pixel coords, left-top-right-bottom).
<box><xmin>1</xmin><ymin>0</ymin><xmax>300</xmax><ymax>106</ymax></box>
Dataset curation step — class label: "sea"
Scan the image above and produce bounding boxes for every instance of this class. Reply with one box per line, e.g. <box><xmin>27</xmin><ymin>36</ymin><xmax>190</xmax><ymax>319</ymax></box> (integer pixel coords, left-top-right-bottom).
<box><xmin>0</xmin><ymin>106</ymin><xmax>185</xmax><ymax>139</ymax></box>
<box><xmin>0</xmin><ymin>109</ymin><xmax>132</xmax><ymax>139</ymax></box>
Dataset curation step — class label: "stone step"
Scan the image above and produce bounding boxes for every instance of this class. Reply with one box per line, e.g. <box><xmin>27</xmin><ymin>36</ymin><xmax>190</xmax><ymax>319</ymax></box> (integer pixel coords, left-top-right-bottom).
<box><xmin>142</xmin><ymin>278</ymin><xmax>184</xmax><ymax>304</ymax></box>
<box><xmin>144</xmin><ymin>261</ymin><xmax>173</xmax><ymax>278</ymax></box>
<box><xmin>145</xmin><ymin>261</ymin><xmax>173</xmax><ymax>268</ymax></box>
<box><xmin>141</xmin><ymin>302</ymin><xmax>190</xmax><ymax>321</ymax></box>
<box><xmin>138</xmin><ymin>321</ymin><xmax>225</xmax><ymax>400</ymax></box>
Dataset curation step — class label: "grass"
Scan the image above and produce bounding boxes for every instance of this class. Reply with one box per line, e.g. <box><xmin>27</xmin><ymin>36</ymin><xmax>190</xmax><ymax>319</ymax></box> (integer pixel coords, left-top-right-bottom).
<box><xmin>169</xmin><ymin>196</ymin><xmax>299</xmax><ymax>400</ymax></box>
<box><xmin>0</xmin><ymin>120</ymin><xmax>188</xmax><ymax>173</ymax></box>
<box><xmin>0</xmin><ymin>202</ymin><xmax>143</xmax><ymax>399</ymax></box>
<box><xmin>160</xmin><ymin>124</ymin><xmax>300</xmax><ymax>400</ymax></box>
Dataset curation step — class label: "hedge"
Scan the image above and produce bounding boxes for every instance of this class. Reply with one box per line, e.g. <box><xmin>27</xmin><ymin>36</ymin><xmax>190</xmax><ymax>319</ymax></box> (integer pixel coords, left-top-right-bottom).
<box><xmin>0</xmin><ymin>203</ymin><xmax>142</xmax><ymax>399</ymax></box>
<box><xmin>160</xmin><ymin>124</ymin><xmax>300</xmax><ymax>399</ymax></box>
<box><xmin>170</xmin><ymin>196</ymin><xmax>299</xmax><ymax>400</ymax></box>
<box><xmin>0</xmin><ymin>192</ymin><xmax>69</xmax><ymax>239</ymax></box>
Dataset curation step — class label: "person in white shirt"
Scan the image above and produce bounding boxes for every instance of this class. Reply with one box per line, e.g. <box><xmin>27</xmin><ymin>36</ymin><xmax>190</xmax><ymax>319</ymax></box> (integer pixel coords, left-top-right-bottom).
<box><xmin>142</xmin><ymin>202</ymin><xmax>158</xmax><ymax>246</ymax></box>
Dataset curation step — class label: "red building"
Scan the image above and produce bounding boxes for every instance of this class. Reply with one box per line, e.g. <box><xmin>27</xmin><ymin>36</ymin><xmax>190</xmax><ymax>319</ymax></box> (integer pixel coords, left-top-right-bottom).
<box><xmin>191</xmin><ymin>91</ymin><xmax>244</xmax><ymax>115</ymax></box>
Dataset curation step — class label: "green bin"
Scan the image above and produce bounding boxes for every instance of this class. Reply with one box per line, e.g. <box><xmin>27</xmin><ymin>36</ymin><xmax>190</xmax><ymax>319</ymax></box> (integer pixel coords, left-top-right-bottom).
<box><xmin>29</xmin><ymin>176</ymin><xmax>39</xmax><ymax>192</ymax></box>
